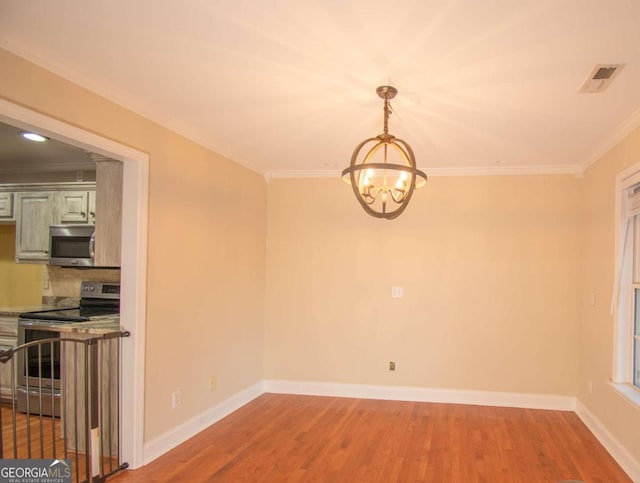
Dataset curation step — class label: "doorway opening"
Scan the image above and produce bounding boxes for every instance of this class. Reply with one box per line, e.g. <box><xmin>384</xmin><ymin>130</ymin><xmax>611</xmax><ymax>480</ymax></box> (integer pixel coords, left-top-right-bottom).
<box><xmin>0</xmin><ymin>98</ymin><xmax>148</xmax><ymax>469</ymax></box>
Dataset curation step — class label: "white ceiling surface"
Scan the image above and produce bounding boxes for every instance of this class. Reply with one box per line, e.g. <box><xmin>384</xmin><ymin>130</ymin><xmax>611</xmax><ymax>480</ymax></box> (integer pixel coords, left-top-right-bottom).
<box><xmin>1</xmin><ymin>0</ymin><xmax>640</xmax><ymax>177</ymax></box>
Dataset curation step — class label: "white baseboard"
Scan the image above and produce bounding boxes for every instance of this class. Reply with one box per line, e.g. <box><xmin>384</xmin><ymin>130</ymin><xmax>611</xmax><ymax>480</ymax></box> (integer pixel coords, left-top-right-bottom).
<box><xmin>140</xmin><ymin>379</ymin><xmax>640</xmax><ymax>483</ymax></box>
<box><xmin>142</xmin><ymin>381</ymin><xmax>265</xmax><ymax>465</ymax></box>
<box><xmin>575</xmin><ymin>400</ymin><xmax>640</xmax><ymax>483</ymax></box>
<box><xmin>264</xmin><ymin>379</ymin><xmax>576</xmax><ymax>411</ymax></box>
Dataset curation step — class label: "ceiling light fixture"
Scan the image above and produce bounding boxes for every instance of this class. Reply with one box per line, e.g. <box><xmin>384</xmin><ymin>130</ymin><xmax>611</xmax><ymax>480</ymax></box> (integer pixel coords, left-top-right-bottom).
<box><xmin>342</xmin><ymin>86</ymin><xmax>427</xmax><ymax>219</ymax></box>
<box><xmin>21</xmin><ymin>132</ymin><xmax>48</xmax><ymax>142</ymax></box>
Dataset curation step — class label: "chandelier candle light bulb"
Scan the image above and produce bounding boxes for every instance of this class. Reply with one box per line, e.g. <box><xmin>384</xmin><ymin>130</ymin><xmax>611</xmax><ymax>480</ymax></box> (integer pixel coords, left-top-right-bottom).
<box><xmin>342</xmin><ymin>85</ymin><xmax>427</xmax><ymax>219</ymax></box>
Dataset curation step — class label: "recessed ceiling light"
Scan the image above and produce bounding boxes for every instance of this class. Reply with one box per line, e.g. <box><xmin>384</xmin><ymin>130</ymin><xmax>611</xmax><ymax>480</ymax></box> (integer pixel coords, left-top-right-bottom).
<box><xmin>22</xmin><ymin>132</ymin><xmax>48</xmax><ymax>142</ymax></box>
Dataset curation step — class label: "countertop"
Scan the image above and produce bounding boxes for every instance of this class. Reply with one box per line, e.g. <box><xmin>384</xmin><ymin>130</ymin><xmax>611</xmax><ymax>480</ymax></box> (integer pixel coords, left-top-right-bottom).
<box><xmin>15</xmin><ymin>313</ymin><xmax>122</xmax><ymax>336</ymax></box>
<box><xmin>58</xmin><ymin>321</ymin><xmax>122</xmax><ymax>335</ymax></box>
<box><xmin>0</xmin><ymin>306</ymin><xmax>121</xmax><ymax>335</ymax></box>
<box><xmin>0</xmin><ymin>305</ymin><xmax>59</xmax><ymax>316</ymax></box>
<box><xmin>57</xmin><ymin>316</ymin><xmax>121</xmax><ymax>336</ymax></box>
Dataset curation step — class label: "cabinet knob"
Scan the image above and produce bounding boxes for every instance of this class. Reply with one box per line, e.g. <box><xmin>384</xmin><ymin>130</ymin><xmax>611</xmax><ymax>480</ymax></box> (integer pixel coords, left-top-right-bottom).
<box><xmin>81</xmin><ymin>211</ymin><xmax>86</xmax><ymax>217</ymax></box>
<box><xmin>90</xmin><ymin>211</ymin><xmax>95</xmax><ymax>217</ymax></box>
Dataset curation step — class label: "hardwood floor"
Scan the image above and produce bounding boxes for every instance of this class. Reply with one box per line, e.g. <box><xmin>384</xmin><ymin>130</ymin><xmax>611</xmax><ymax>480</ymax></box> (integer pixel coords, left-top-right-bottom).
<box><xmin>0</xmin><ymin>404</ymin><xmax>120</xmax><ymax>482</ymax></box>
<box><xmin>111</xmin><ymin>393</ymin><xmax>631</xmax><ymax>482</ymax></box>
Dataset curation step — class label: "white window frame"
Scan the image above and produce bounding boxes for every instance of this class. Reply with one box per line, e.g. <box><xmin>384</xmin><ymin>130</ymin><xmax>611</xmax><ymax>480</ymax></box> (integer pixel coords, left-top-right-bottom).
<box><xmin>612</xmin><ymin>162</ymin><xmax>640</xmax><ymax>405</ymax></box>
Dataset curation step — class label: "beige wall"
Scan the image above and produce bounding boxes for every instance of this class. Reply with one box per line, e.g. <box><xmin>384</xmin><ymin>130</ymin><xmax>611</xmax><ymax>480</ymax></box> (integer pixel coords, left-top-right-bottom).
<box><xmin>0</xmin><ymin>224</ymin><xmax>43</xmax><ymax>305</ymax></box>
<box><xmin>579</xmin><ymin>126</ymin><xmax>640</xmax><ymax>465</ymax></box>
<box><xmin>2</xmin><ymin>45</ymin><xmax>639</xmax><ymax>469</ymax></box>
<box><xmin>265</xmin><ymin>176</ymin><xmax>581</xmax><ymax>395</ymax></box>
<box><xmin>0</xmin><ymin>48</ymin><xmax>267</xmax><ymax>441</ymax></box>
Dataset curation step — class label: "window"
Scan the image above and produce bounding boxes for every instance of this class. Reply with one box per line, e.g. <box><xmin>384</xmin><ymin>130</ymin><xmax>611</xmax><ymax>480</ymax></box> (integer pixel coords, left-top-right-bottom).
<box><xmin>630</xmin><ymin>212</ymin><xmax>640</xmax><ymax>389</ymax></box>
<box><xmin>612</xmin><ymin>164</ymin><xmax>640</xmax><ymax>394</ymax></box>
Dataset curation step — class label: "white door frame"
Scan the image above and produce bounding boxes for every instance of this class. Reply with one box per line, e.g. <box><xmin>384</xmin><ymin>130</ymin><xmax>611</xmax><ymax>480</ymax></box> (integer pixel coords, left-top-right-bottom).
<box><xmin>0</xmin><ymin>98</ymin><xmax>148</xmax><ymax>469</ymax></box>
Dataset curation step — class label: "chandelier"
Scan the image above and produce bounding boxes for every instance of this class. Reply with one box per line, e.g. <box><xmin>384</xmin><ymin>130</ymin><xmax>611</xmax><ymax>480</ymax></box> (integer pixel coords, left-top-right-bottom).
<box><xmin>342</xmin><ymin>86</ymin><xmax>427</xmax><ymax>219</ymax></box>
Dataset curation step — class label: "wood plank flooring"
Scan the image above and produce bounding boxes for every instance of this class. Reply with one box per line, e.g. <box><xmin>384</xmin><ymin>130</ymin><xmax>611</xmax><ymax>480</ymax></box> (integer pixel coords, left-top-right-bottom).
<box><xmin>0</xmin><ymin>404</ymin><xmax>120</xmax><ymax>482</ymax></box>
<box><xmin>110</xmin><ymin>393</ymin><xmax>631</xmax><ymax>482</ymax></box>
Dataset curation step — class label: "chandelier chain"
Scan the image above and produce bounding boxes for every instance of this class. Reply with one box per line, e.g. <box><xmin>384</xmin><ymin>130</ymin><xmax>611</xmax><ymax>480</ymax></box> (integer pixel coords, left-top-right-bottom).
<box><xmin>382</xmin><ymin>99</ymin><xmax>396</xmax><ymax>137</ymax></box>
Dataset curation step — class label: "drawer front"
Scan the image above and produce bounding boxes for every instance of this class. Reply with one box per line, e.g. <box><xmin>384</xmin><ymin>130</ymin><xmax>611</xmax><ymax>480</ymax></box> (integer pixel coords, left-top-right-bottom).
<box><xmin>0</xmin><ymin>317</ymin><xmax>18</xmax><ymax>337</ymax></box>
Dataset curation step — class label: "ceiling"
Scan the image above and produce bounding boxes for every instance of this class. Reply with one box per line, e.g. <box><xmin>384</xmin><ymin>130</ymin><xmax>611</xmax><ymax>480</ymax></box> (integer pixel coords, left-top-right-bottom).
<box><xmin>1</xmin><ymin>0</ymin><xmax>640</xmax><ymax>177</ymax></box>
<box><xmin>0</xmin><ymin>121</ymin><xmax>95</xmax><ymax>175</ymax></box>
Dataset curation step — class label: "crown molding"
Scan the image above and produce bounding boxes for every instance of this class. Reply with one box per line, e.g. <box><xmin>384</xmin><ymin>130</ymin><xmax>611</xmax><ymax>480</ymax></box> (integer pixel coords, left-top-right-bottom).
<box><xmin>0</xmin><ymin>162</ymin><xmax>95</xmax><ymax>175</ymax></box>
<box><xmin>0</xmin><ymin>40</ymin><xmax>262</xmax><ymax>176</ymax></box>
<box><xmin>5</xmin><ymin>40</ymin><xmax>631</xmax><ymax>181</ymax></box>
<box><xmin>265</xmin><ymin>164</ymin><xmax>581</xmax><ymax>181</ymax></box>
<box><xmin>579</xmin><ymin>106</ymin><xmax>640</xmax><ymax>175</ymax></box>
<box><xmin>424</xmin><ymin>164</ymin><xmax>581</xmax><ymax>177</ymax></box>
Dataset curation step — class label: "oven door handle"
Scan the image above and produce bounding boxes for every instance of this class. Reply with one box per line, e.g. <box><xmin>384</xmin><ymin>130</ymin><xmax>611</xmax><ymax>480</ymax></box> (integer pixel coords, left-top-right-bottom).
<box><xmin>89</xmin><ymin>232</ymin><xmax>96</xmax><ymax>263</ymax></box>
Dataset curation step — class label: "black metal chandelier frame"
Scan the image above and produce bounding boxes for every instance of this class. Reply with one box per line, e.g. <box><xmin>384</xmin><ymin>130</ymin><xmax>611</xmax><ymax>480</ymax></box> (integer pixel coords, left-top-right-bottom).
<box><xmin>342</xmin><ymin>86</ymin><xmax>427</xmax><ymax>220</ymax></box>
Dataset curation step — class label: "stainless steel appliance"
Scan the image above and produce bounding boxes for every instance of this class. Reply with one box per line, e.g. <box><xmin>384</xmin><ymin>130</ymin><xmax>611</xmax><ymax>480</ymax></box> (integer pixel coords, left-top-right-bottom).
<box><xmin>48</xmin><ymin>224</ymin><xmax>95</xmax><ymax>267</ymax></box>
<box><xmin>17</xmin><ymin>281</ymin><xmax>120</xmax><ymax>416</ymax></box>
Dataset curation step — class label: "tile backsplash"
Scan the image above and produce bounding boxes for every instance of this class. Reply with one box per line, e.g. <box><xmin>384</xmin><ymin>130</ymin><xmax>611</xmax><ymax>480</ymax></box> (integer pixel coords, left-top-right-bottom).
<box><xmin>43</xmin><ymin>266</ymin><xmax>120</xmax><ymax>305</ymax></box>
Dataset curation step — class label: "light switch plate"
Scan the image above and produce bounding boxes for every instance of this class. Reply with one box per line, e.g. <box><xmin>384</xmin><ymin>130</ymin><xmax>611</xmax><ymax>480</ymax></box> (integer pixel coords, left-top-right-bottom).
<box><xmin>391</xmin><ymin>286</ymin><xmax>403</xmax><ymax>298</ymax></box>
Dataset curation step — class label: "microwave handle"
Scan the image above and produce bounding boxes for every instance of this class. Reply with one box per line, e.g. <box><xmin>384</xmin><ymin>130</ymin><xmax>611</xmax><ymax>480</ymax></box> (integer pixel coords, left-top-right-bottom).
<box><xmin>89</xmin><ymin>232</ymin><xmax>96</xmax><ymax>262</ymax></box>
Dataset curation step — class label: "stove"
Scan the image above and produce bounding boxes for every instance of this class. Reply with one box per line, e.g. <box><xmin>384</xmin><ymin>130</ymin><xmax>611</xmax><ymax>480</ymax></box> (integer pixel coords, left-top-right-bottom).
<box><xmin>20</xmin><ymin>281</ymin><xmax>120</xmax><ymax>324</ymax></box>
<box><xmin>16</xmin><ymin>281</ymin><xmax>120</xmax><ymax>416</ymax></box>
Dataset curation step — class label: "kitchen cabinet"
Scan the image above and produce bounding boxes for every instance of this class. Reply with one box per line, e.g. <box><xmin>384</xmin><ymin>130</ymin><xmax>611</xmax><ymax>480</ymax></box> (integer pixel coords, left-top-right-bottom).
<box><xmin>88</xmin><ymin>190</ymin><xmax>96</xmax><ymax>225</ymax></box>
<box><xmin>57</xmin><ymin>190</ymin><xmax>91</xmax><ymax>223</ymax></box>
<box><xmin>14</xmin><ymin>191</ymin><xmax>54</xmax><ymax>262</ymax></box>
<box><xmin>0</xmin><ymin>316</ymin><xmax>18</xmax><ymax>400</ymax></box>
<box><xmin>9</xmin><ymin>183</ymin><xmax>97</xmax><ymax>263</ymax></box>
<box><xmin>0</xmin><ymin>192</ymin><xmax>14</xmax><ymax>220</ymax></box>
<box><xmin>93</xmin><ymin>160</ymin><xmax>122</xmax><ymax>267</ymax></box>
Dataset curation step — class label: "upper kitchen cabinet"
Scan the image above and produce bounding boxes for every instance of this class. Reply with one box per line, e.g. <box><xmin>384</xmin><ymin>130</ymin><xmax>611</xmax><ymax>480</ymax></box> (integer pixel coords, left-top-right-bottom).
<box><xmin>57</xmin><ymin>190</ymin><xmax>92</xmax><ymax>223</ymax></box>
<box><xmin>10</xmin><ymin>183</ymin><xmax>97</xmax><ymax>263</ymax></box>
<box><xmin>92</xmin><ymin>157</ymin><xmax>123</xmax><ymax>267</ymax></box>
<box><xmin>88</xmin><ymin>190</ymin><xmax>96</xmax><ymax>225</ymax></box>
<box><xmin>0</xmin><ymin>192</ymin><xmax>14</xmax><ymax>220</ymax></box>
<box><xmin>14</xmin><ymin>191</ymin><xmax>54</xmax><ymax>262</ymax></box>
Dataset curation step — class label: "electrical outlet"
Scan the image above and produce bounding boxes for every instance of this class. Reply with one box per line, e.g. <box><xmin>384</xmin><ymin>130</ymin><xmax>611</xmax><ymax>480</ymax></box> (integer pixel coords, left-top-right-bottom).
<box><xmin>209</xmin><ymin>376</ymin><xmax>217</xmax><ymax>391</ymax></box>
<box><xmin>389</xmin><ymin>361</ymin><xmax>396</xmax><ymax>371</ymax></box>
<box><xmin>171</xmin><ymin>390</ymin><xmax>181</xmax><ymax>409</ymax></box>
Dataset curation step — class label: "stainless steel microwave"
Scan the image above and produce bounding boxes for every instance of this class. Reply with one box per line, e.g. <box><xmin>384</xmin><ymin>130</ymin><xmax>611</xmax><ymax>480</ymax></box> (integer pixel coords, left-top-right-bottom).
<box><xmin>49</xmin><ymin>224</ymin><xmax>95</xmax><ymax>267</ymax></box>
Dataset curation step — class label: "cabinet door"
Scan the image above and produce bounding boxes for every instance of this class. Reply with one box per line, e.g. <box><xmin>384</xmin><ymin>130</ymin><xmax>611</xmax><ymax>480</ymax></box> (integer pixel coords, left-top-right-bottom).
<box><xmin>0</xmin><ymin>192</ymin><xmax>14</xmax><ymax>220</ymax></box>
<box><xmin>88</xmin><ymin>190</ymin><xmax>96</xmax><ymax>225</ymax></box>
<box><xmin>56</xmin><ymin>191</ymin><xmax>89</xmax><ymax>223</ymax></box>
<box><xmin>15</xmin><ymin>191</ymin><xmax>53</xmax><ymax>262</ymax></box>
<box><xmin>0</xmin><ymin>336</ymin><xmax>17</xmax><ymax>400</ymax></box>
